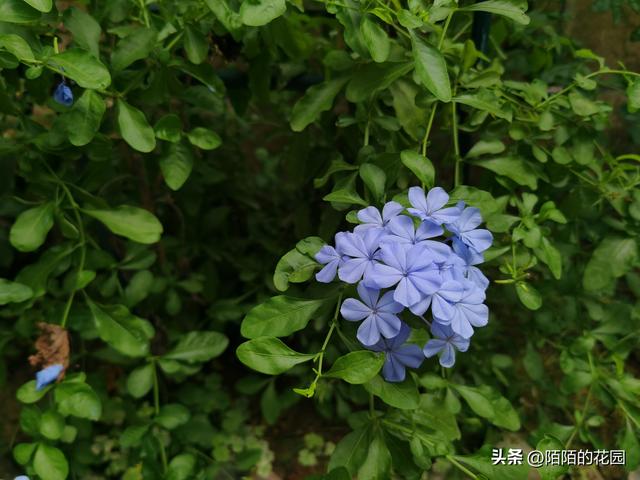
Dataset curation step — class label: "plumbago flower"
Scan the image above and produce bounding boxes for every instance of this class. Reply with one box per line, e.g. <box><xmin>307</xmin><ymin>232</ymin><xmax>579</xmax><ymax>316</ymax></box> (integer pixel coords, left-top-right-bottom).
<box><xmin>53</xmin><ymin>81</ymin><xmax>73</xmax><ymax>106</ymax></box>
<box><xmin>315</xmin><ymin>186</ymin><xmax>493</xmax><ymax>382</ymax></box>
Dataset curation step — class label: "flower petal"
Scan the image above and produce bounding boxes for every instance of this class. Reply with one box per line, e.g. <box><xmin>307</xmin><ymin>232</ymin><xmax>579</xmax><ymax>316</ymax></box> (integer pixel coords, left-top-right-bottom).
<box><xmin>439</xmin><ymin>343</ymin><xmax>456</xmax><ymax>368</ymax></box>
<box><xmin>382</xmin><ymin>354</ymin><xmax>406</xmax><ymax>382</ymax></box>
<box><xmin>340</xmin><ymin>298</ymin><xmax>371</xmax><ymax>321</ymax></box>
<box><xmin>357</xmin><ymin>317</ymin><xmax>381</xmax><ymax>346</ymax></box>
<box><xmin>423</xmin><ymin>339</ymin><xmax>446</xmax><ymax>357</ymax></box>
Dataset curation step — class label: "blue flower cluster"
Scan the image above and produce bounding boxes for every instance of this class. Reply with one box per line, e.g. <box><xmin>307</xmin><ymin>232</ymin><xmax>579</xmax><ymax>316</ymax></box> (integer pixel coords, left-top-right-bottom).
<box><xmin>315</xmin><ymin>186</ymin><xmax>493</xmax><ymax>382</ymax></box>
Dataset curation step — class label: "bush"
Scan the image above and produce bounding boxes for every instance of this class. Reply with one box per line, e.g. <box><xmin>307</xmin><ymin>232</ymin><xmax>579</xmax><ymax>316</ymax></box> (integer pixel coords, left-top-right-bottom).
<box><xmin>1</xmin><ymin>0</ymin><xmax>639</xmax><ymax>479</ymax></box>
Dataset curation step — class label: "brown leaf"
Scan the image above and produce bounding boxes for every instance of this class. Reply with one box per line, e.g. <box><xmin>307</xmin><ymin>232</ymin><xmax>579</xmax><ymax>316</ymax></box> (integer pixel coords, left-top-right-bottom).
<box><xmin>28</xmin><ymin>323</ymin><xmax>70</xmax><ymax>382</ymax></box>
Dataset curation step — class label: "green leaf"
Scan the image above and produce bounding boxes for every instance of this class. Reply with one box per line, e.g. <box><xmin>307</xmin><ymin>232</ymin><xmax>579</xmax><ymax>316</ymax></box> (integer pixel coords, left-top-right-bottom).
<box><xmin>239</xmin><ymin>0</ymin><xmax>286</xmax><ymax>26</ymax></box>
<box><xmin>466</xmin><ymin>139</ymin><xmax>506</xmax><ymax>158</ymax></box>
<box><xmin>583</xmin><ymin>237</ymin><xmax>638</xmax><ymax>292</ymax></box>
<box><xmin>126</xmin><ymin>363</ymin><xmax>154</xmax><ymax>398</ymax></box>
<box><xmin>183</xmin><ymin>26</ymin><xmax>208</xmax><ymax>64</ymax></box>
<box><xmin>241</xmin><ymin>296</ymin><xmax>325</xmax><ymax>339</ymax></box>
<box><xmin>155</xmin><ymin>114</ymin><xmax>182</xmax><ymax>142</ymax></box>
<box><xmin>33</xmin><ymin>444</ymin><xmax>68</xmax><ymax>480</ymax></box>
<box><xmin>54</xmin><ymin>381</ymin><xmax>102</xmax><ymax>420</ymax></box>
<box><xmin>411</xmin><ymin>34</ymin><xmax>451</xmax><ymax>102</ymax></box>
<box><xmin>346</xmin><ymin>62</ymin><xmax>413</xmax><ymax>103</ymax></box>
<box><xmin>63</xmin><ymin>7</ymin><xmax>102</xmax><ymax>58</ymax></box>
<box><xmin>474</xmin><ymin>156</ymin><xmax>538</xmax><ymax>189</ymax></box>
<box><xmin>40</xmin><ymin>410</ymin><xmax>64</xmax><ymax>440</ymax></box>
<box><xmin>454</xmin><ymin>91</ymin><xmax>512</xmax><ymax>120</ymax></box>
<box><xmin>359</xmin><ymin>163</ymin><xmax>386</xmax><ymax>201</ymax></box>
<box><xmin>290</xmin><ymin>77</ymin><xmax>348</xmax><ymax>132</ymax></box>
<box><xmin>84</xmin><ymin>205</ymin><xmax>163</xmax><ymax>244</ymax></box>
<box><xmin>537</xmin><ymin>435</ymin><xmax>568</xmax><ymax>480</ymax></box>
<box><xmin>515</xmin><ymin>281</ymin><xmax>542</xmax><ymax>310</ymax></box>
<box><xmin>0</xmin><ymin>34</ymin><xmax>35</xmax><ymax>61</ymax></box>
<box><xmin>364</xmin><ymin>375</ymin><xmax>420</xmax><ymax>409</ymax></box>
<box><xmin>534</xmin><ymin>237</ymin><xmax>562</xmax><ymax>280</ymax></box>
<box><xmin>111</xmin><ymin>28</ymin><xmax>157</xmax><ymax>71</ymax></box>
<box><xmin>568</xmin><ymin>91</ymin><xmax>599</xmax><ymax>116</ymax></box>
<box><xmin>454</xmin><ymin>385</ymin><xmax>495</xmax><ymax>418</ymax></box>
<box><xmin>460</xmin><ymin>0</ymin><xmax>530</xmax><ymax>25</ymax></box>
<box><xmin>204</xmin><ymin>0</ymin><xmax>242</xmax><ymax>32</ymax></box>
<box><xmin>325</xmin><ymin>351</ymin><xmax>384</xmax><ymax>384</ymax></box>
<box><xmin>21</xmin><ymin>0</ymin><xmax>51</xmax><ymax>12</ymax></box>
<box><xmin>451</xmin><ymin>451</ymin><xmax>529</xmax><ymax>480</ymax></box>
<box><xmin>160</xmin><ymin>143</ymin><xmax>194</xmax><ymax>190</ymax></box>
<box><xmin>400</xmin><ymin>150</ymin><xmax>435</xmax><ymax>188</ymax></box>
<box><xmin>627</xmin><ymin>79</ymin><xmax>640</xmax><ymax>112</ymax></box>
<box><xmin>328</xmin><ymin>427</ymin><xmax>370</xmax><ymax>475</ymax></box>
<box><xmin>0</xmin><ymin>0</ymin><xmax>41</xmax><ymax>23</ymax></box>
<box><xmin>117</xmin><ymin>99</ymin><xmax>156</xmax><ymax>153</ymax></box>
<box><xmin>551</xmin><ymin>145</ymin><xmax>572</xmax><ymax>165</ymax></box>
<box><xmin>10</xmin><ymin>203</ymin><xmax>55</xmax><ymax>252</ymax></box>
<box><xmin>273</xmin><ymin>237</ymin><xmax>324</xmax><ymax>291</ymax></box>
<box><xmin>186</xmin><ymin>127</ymin><xmax>221</xmax><ymax>150</ymax></box>
<box><xmin>0</xmin><ymin>278</ymin><xmax>33</xmax><ymax>304</ymax></box>
<box><xmin>87</xmin><ymin>300</ymin><xmax>154</xmax><ymax>357</ymax></box>
<box><xmin>236</xmin><ymin>337</ymin><xmax>315</xmax><ymax>375</ymax></box>
<box><xmin>47</xmin><ymin>50</ymin><xmax>111</xmax><ymax>90</ymax></box>
<box><xmin>64</xmin><ymin>89</ymin><xmax>105</xmax><ymax>146</ymax></box>
<box><xmin>155</xmin><ymin>403</ymin><xmax>190</xmax><ymax>430</ymax></box>
<box><xmin>357</xmin><ymin>432</ymin><xmax>391</xmax><ymax>480</ymax></box>
<box><xmin>360</xmin><ymin>16</ymin><xmax>389</xmax><ymax>63</ymax></box>
<box><xmin>13</xmin><ymin>442</ymin><xmax>37</xmax><ymax>465</ymax></box>
<box><xmin>453</xmin><ymin>385</ymin><xmax>520</xmax><ymax>431</ymax></box>
<box><xmin>167</xmin><ymin>453</ymin><xmax>197</xmax><ymax>480</ymax></box>
<box><xmin>17</xmin><ymin>380</ymin><xmax>51</xmax><ymax>403</ymax></box>
<box><xmin>164</xmin><ymin>331</ymin><xmax>229</xmax><ymax>362</ymax></box>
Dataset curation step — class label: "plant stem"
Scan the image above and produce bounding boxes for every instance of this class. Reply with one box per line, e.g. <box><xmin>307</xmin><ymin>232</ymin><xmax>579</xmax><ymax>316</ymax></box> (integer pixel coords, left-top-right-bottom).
<box><xmin>152</xmin><ymin>358</ymin><xmax>161</xmax><ymax>416</ymax></box>
<box><xmin>45</xmin><ymin>164</ymin><xmax>86</xmax><ymax>329</ymax></box>
<box><xmin>421</xmin><ymin>104</ymin><xmax>438</xmax><ymax>158</ymax></box>
<box><xmin>446</xmin><ymin>455</ymin><xmax>479</xmax><ymax>479</ymax></box>
<box><xmin>308</xmin><ymin>292</ymin><xmax>343</xmax><ymax>392</ymax></box>
<box><xmin>451</xmin><ymin>96</ymin><xmax>461</xmax><ymax>187</ymax></box>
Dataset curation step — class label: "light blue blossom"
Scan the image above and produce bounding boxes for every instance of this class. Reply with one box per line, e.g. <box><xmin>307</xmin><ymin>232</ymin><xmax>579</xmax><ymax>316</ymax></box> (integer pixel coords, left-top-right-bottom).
<box><xmin>336</xmin><ymin>230</ymin><xmax>384</xmax><ymax>284</ymax></box>
<box><xmin>447</xmin><ymin>206</ymin><xmax>493</xmax><ymax>253</ymax></box>
<box><xmin>36</xmin><ymin>364</ymin><xmax>64</xmax><ymax>390</ymax></box>
<box><xmin>423</xmin><ymin>322</ymin><xmax>469</xmax><ymax>368</ymax></box>
<box><xmin>315</xmin><ymin>233</ymin><xmax>348</xmax><ymax>283</ymax></box>
<box><xmin>368</xmin><ymin>322</ymin><xmax>424</xmax><ymax>382</ymax></box>
<box><xmin>383</xmin><ymin>214</ymin><xmax>443</xmax><ymax>245</ymax></box>
<box><xmin>368</xmin><ymin>242</ymin><xmax>442</xmax><ymax>307</ymax></box>
<box><xmin>53</xmin><ymin>82</ymin><xmax>73</xmax><ymax>106</ymax></box>
<box><xmin>407</xmin><ymin>186</ymin><xmax>461</xmax><ymax>225</ymax></box>
<box><xmin>15</xmin><ymin>476</ymin><xmax>30</xmax><ymax>480</ymax></box>
<box><xmin>444</xmin><ymin>280</ymin><xmax>489</xmax><ymax>338</ymax></box>
<box><xmin>354</xmin><ymin>201</ymin><xmax>404</xmax><ymax>233</ymax></box>
<box><xmin>453</xmin><ymin>239</ymin><xmax>490</xmax><ymax>290</ymax></box>
<box><xmin>340</xmin><ymin>283</ymin><xmax>403</xmax><ymax>346</ymax></box>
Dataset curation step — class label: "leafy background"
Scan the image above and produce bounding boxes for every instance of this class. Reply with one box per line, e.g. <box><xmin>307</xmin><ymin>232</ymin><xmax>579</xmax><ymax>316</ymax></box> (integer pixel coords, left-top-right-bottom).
<box><xmin>0</xmin><ymin>0</ymin><xmax>639</xmax><ymax>479</ymax></box>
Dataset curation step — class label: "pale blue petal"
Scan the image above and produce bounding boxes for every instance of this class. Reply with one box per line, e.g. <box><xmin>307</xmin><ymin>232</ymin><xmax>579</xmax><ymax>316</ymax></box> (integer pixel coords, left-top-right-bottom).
<box><xmin>357</xmin><ymin>283</ymin><xmax>380</xmax><ymax>308</ymax></box>
<box><xmin>357</xmin><ymin>317</ymin><xmax>381</xmax><ymax>346</ymax></box>
<box><xmin>375</xmin><ymin>312</ymin><xmax>401</xmax><ymax>339</ymax></box>
<box><xmin>36</xmin><ymin>364</ymin><xmax>64</xmax><ymax>391</ymax></box>
<box><xmin>423</xmin><ymin>339</ymin><xmax>446</xmax><ymax>357</ymax></box>
<box><xmin>315</xmin><ymin>260</ymin><xmax>339</xmax><ymax>283</ymax></box>
<box><xmin>340</xmin><ymin>298</ymin><xmax>371</xmax><ymax>321</ymax></box>
<box><xmin>394</xmin><ymin>344</ymin><xmax>424</xmax><ymax>368</ymax></box>
<box><xmin>439</xmin><ymin>344</ymin><xmax>456</xmax><ymax>368</ymax></box>
<box><xmin>338</xmin><ymin>258</ymin><xmax>368</xmax><ymax>283</ymax></box>
<box><xmin>382</xmin><ymin>355</ymin><xmax>406</xmax><ymax>382</ymax></box>
<box><xmin>369</xmin><ymin>263</ymin><xmax>403</xmax><ymax>288</ymax></box>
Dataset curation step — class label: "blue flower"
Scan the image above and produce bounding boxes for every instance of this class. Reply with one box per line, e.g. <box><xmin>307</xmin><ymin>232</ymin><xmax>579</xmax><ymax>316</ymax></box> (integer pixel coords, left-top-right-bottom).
<box><xmin>36</xmin><ymin>364</ymin><xmax>64</xmax><ymax>390</ymax></box>
<box><xmin>336</xmin><ymin>230</ymin><xmax>383</xmax><ymax>284</ymax></box>
<box><xmin>368</xmin><ymin>242</ymin><xmax>442</xmax><ymax>307</ymax></box>
<box><xmin>423</xmin><ymin>322</ymin><xmax>469</xmax><ymax>368</ymax></box>
<box><xmin>383</xmin><ymin>214</ymin><xmax>443</xmax><ymax>245</ymax></box>
<box><xmin>444</xmin><ymin>280</ymin><xmax>489</xmax><ymax>338</ymax></box>
<box><xmin>453</xmin><ymin>239</ymin><xmax>489</xmax><ymax>290</ymax></box>
<box><xmin>409</xmin><ymin>280</ymin><xmax>465</xmax><ymax>318</ymax></box>
<box><xmin>354</xmin><ymin>201</ymin><xmax>404</xmax><ymax>233</ymax></box>
<box><xmin>315</xmin><ymin>233</ymin><xmax>346</xmax><ymax>283</ymax></box>
<box><xmin>368</xmin><ymin>322</ymin><xmax>424</xmax><ymax>382</ymax></box>
<box><xmin>15</xmin><ymin>476</ymin><xmax>30</xmax><ymax>480</ymax></box>
<box><xmin>340</xmin><ymin>283</ymin><xmax>403</xmax><ymax>346</ymax></box>
<box><xmin>446</xmin><ymin>206</ymin><xmax>493</xmax><ymax>253</ymax></box>
<box><xmin>407</xmin><ymin>186</ymin><xmax>461</xmax><ymax>225</ymax></box>
<box><xmin>53</xmin><ymin>82</ymin><xmax>73</xmax><ymax>106</ymax></box>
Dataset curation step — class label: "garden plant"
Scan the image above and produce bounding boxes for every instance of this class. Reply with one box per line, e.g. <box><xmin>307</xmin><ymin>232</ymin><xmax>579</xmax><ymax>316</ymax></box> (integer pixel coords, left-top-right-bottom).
<box><xmin>0</xmin><ymin>0</ymin><xmax>639</xmax><ymax>479</ymax></box>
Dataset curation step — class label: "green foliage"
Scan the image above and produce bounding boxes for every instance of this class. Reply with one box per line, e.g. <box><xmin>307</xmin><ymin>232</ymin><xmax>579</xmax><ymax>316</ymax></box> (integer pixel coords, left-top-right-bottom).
<box><xmin>1</xmin><ymin>0</ymin><xmax>639</xmax><ymax>478</ymax></box>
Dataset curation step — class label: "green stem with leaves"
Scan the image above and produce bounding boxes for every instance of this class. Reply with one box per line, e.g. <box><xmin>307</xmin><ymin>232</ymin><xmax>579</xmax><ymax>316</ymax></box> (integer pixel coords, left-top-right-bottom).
<box><xmin>307</xmin><ymin>292</ymin><xmax>343</xmax><ymax>394</ymax></box>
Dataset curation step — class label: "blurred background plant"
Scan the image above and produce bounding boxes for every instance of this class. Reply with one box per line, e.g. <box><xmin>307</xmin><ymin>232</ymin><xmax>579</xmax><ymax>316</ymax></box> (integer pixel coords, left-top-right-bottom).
<box><xmin>0</xmin><ymin>0</ymin><xmax>638</xmax><ymax>479</ymax></box>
